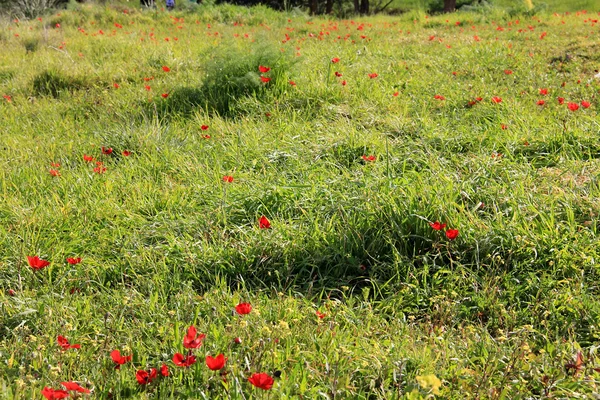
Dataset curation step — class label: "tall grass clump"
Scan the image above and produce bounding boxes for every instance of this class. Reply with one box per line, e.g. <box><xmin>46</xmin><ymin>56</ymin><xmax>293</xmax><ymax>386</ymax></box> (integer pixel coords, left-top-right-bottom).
<box><xmin>199</xmin><ymin>42</ymin><xmax>296</xmax><ymax>117</ymax></box>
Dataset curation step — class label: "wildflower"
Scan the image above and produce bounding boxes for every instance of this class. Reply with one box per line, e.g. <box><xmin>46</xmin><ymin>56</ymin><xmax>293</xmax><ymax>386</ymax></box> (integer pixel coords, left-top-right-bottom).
<box><xmin>122</xmin><ymin>150</ymin><xmax>131</xmax><ymax>156</ymax></box>
<box><xmin>445</xmin><ymin>229</ymin><xmax>459</xmax><ymax>240</ymax></box>
<box><xmin>258</xmin><ymin>65</ymin><xmax>271</xmax><ymax>73</ymax></box>
<box><xmin>368</xmin><ymin>73</ymin><xmax>378</xmax><ymax>79</ymax></box>
<box><xmin>316</xmin><ymin>311</ymin><xmax>326</xmax><ymax>319</ymax></box>
<box><xmin>83</xmin><ymin>154</ymin><xmax>94</xmax><ymax>162</ymax></box>
<box><xmin>183</xmin><ymin>326</ymin><xmax>206</xmax><ymax>349</ymax></box>
<box><xmin>113</xmin><ymin>83</ymin><xmax>120</xmax><ymax>89</ymax></box>
<box><xmin>434</xmin><ymin>94</ymin><xmax>445</xmax><ymax>100</ymax></box>
<box><xmin>331</xmin><ymin>57</ymin><xmax>340</xmax><ymax>63</ymax></box>
<box><xmin>537</xmin><ymin>100</ymin><xmax>545</xmax><ymax>105</ymax></box>
<box><xmin>49</xmin><ymin>169</ymin><xmax>60</xmax><ymax>177</ymax></box>
<box><xmin>539</xmin><ymin>88</ymin><xmax>548</xmax><ymax>95</ymax></box>
<box><xmin>28</xmin><ymin>256</ymin><xmax>50</xmax><ymax>270</ymax></box>
<box><xmin>235</xmin><ymin>302</ymin><xmax>252</xmax><ymax>315</ymax></box>
<box><xmin>136</xmin><ymin>368</ymin><xmax>157</xmax><ymax>385</ymax></box>
<box><xmin>335</xmin><ymin>71</ymin><xmax>342</xmax><ymax>77</ymax></box>
<box><xmin>57</xmin><ymin>335</ymin><xmax>80</xmax><ymax>350</ymax></box>
<box><xmin>557</xmin><ymin>97</ymin><xmax>565</xmax><ymax>105</ymax></box>
<box><xmin>361</xmin><ymin>155</ymin><xmax>376</xmax><ymax>162</ymax></box>
<box><xmin>248</xmin><ymin>373</ymin><xmax>274</xmax><ymax>390</ymax></box>
<box><xmin>41</xmin><ymin>387</ymin><xmax>69</xmax><ymax>400</ymax></box>
<box><xmin>260</xmin><ymin>76</ymin><xmax>271</xmax><ymax>83</ymax></box>
<box><xmin>2</xmin><ymin>94</ymin><xmax>11</xmax><ymax>102</ymax></box>
<box><xmin>568</xmin><ymin>102</ymin><xmax>579</xmax><ymax>111</ymax></box>
<box><xmin>205</xmin><ymin>354</ymin><xmax>227</xmax><ymax>371</ymax></box>
<box><xmin>289</xmin><ymin>80</ymin><xmax>296</xmax><ymax>86</ymax></box>
<box><xmin>160</xmin><ymin>364</ymin><xmax>169</xmax><ymax>377</ymax></box>
<box><xmin>161</xmin><ymin>93</ymin><xmax>169</xmax><ymax>98</ymax></box>
<box><xmin>173</xmin><ymin>353</ymin><xmax>197</xmax><ymax>367</ymax></box>
<box><xmin>110</xmin><ymin>350</ymin><xmax>132</xmax><ymax>369</ymax></box>
<box><xmin>429</xmin><ymin>221</ymin><xmax>446</xmax><ymax>231</ymax></box>
<box><xmin>491</xmin><ymin>96</ymin><xmax>502</xmax><ymax>103</ymax></box>
<box><xmin>61</xmin><ymin>382</ymin><xmax>90</xmax><ymax>394</ymax></box>
<box><xmin>201</xmin><ymin>125</ymin><xmax>209</xmax><ymax>130</ymax></box>
<box><xmin>162</xmin><ymin>66</ymin><xmax>171</xmax><ymax>72</ymax></box>
<box><xmin>234</xmin><ymin>337</ymin><xmax>242</xmax><ymax>344</ymax></box>
<box><xmin>66</xmin><ymin>258</ymin><xmax>82</xmax><ymax>265</ymax></box>
<box><xmin>222</xmin><ymin>176</ymin><xmax>234</xmax><ymax>183</ymax></box>
<box><xmin>581</xmin><ymin>101</ymin><xmax>591</xmax><ymax>108</ymax></box>
<box><xmin>504</xmin><ymin>70</ymin><xmax>513</xmax><ymax>75</ymax></box>
<box><xmin>101</xmin><ymin>147</ymin><xmax>113</xmax><ymax>155</ymax></box>
<box><xmin>258</xmin><ymin>216</ymin><xmax>271</xmax><ymax>229</ymax></box>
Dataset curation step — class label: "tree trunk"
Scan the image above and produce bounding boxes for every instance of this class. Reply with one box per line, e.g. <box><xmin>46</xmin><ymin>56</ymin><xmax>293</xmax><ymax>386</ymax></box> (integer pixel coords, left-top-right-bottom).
<box><xmin>309</xmin><ymin>0</ymin><xmax>318</xmax><ymax>14</ymax></box>
<box><xmin>353</xmin><ymin>0</ymin><xmax>359</xmax><ymax>13</ymax></box>
<box><xmin>359</xmin><ymin>0</ymin><xmax>368</xmax><ymax>14</ymax></box>
<box><xmin>325</xmin><ymin>0</ymin><xmax>333</xmax><ymax>14</ymax></box>
<box><xmin>443</xmin><ymin>0</ymin><xmax>456</xmax><ymax>12</ymax></box>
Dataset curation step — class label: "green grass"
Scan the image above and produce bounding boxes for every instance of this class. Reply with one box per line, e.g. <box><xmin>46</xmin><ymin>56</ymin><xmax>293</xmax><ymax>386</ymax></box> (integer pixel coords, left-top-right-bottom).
<box><xmin>2</xmin><ymin>2</ymin><xmax>600</xmax><ymax>398</ymax></box>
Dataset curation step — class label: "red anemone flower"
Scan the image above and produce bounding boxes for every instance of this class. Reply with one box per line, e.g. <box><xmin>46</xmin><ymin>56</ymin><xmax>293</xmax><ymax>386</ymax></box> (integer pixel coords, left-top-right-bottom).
<box><xmin>539</xmin><ymin>88</ymin><xmax>548</xmax><ymax>95</ymax></box>
<box><xmin>235</xmin><ymin>302</ymin><xmax>252</xmax><ymax>315</ymax></box>
<box><xmin>258</xmin><ymin>65</ymin><xmax>271</xmax><ymax>73</ymax></box>
<box><xmin>122</xmin><ymin>150</ymin><xmax>131</xmax><ymax>156</ymax></box>
<box><xmin>136</xmin><ymin>368</ymin><xmax>158</xmax><ymax>385</ymax></box>
<box><xmin>445</xmin><ymin>229</ymin><xmax>459</xmax><ymax>240</ymax></box>
<box><xmin>57</xmin><ymin>335</ymin><xmax>80</xmax><ymax>350</ymax></box>
<box><xmin>581</xmin><ymin>101</ymin><xmax>591</xmax><ymax>108</ymax></box>
<box><xmin>110</xmin><ymin>350</ymin><xmax>132</xmax><ymax>369</ymax></box>
<box><xmin>331</xmin><ymin>57</ymin><xmax>340</xmax><ymax>63</ymax></box>
<box><xmin>162</xmin><ymin>66</ymin><xmax>171</xmax><ymax>72</ymax></box>
<box><xmin>537</xmin><ymin>100</ymin><xmax>545</xmax><ymax>106</ymax></box>
<box><xmin>101</xmin><ymin>147</ymin><xmax>113</xmax><ymax>155</ymax></box>
<box><xmin>361</xmin><ymin>155</ymin><xmax>376</xmax><ymax>162</ymax></box>
<box><xmin>83</xmin><ymin>154</ymin><xmax>94</xmax><ymax>162</ymax></box>
<box><xmin>260</xmin><ymin>76</ymin><xmax>271</xmax><ymax>83</ymax></box>
<box><xmin>258</xmin><ymin>216</ymin><xmax>271</xmax><ymax>229</ymax></box>
<box><xmin>491</xmin><ymin>96</ymin><xmax>502</xmax><ymax>104</ymax></box>
<box><xmin>222</xmin><ymin>176</ymin><xmax>234</xmax><ymax>183</ymax></box>
<box><xmin>161</xmin><ymin>93</ymin><xmax>169</xmax><ymax>98</ymax></box>
<box><xmin>429</xmin><ymin>221</ymin><xmax>446</xmax><ymax>231</ymax></box>
<box><xmin>28</xmin><ymin>256</ymin><xmax>50</xmax><ymax>270</ymax></box>
<box><xmin>66</xmin><ymin>258</ymin><xmax>82</xmax><ymax>265</ymax></box>
<box><xmin>160</xmin><ymin>364</ymin><xmax>169</xmax><ymax>377</ymax></box>
<box><xmin>183</xmin><ymin>326</ymin><xmax>206</xmax><ymax>349</ymax></box>
<box><xmin>49</xmin><ymin>169</ymin><xmax>60</xmax><ymax>177</ymax></box>
<box><xmin>316</xmin><ymin>311</ymin><xmax>326</xmax><ymax>319</ymax></box>
<box><xmin>205</xmin><ymin>354</ymin><xmax>227</xmax><ymax>371</ymax></box>
<box><xmin>568</xmin><ymin>102</ymin><xmax>579</xmax><ymax>111</ymax></box>
<box><xmin>557</xmin><ymin>97</ymin><xmax>565</xmax><ymax>105</ymax></box>
<box><xmin>201</xmin><ymin>125</ymin><xmax>209</xmax><ymax>130</ymax></box>
<box><xmin>434</xmin><ymin>94</ymin><xmax>445</xmax><ymax>100</ymax></box>
<box><xmin>41</xmin><ymin>387</ymin><xmax>69</xmax><ymax>400</ymax></box>
<box><xmin>504</xmin><ymin>70</ymin><xmax>513</xmax><ymax>75</ymax></box>
<box><xmin>61</xmin><ymin>382</ymin><xmax>90</xmax><ymax>394</ymax></box>
<box><xmin>173</xmin><ymin>353</ymin><xmax>197</xmax><ymax>367</ymax></box>
<box><xmin>368</xmin><ymin>73</ymin><xmax>378</xmax><ymax>79</ymax></box>
<box><xmin>334</xmin><ymin>71</ymin><xmax>342</xmax><ymax>77</ymax></box>
<box><xmin>248</xmin><ymin>373</ymin><xmax>274</xmax><ymax>390</ymax></box>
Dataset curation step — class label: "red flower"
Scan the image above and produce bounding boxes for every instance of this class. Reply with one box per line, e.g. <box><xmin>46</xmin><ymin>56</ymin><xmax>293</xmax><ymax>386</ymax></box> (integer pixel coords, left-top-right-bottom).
<box><xmin>93</xmin><ymin>165</ymin><xmax>107</xmax><ymax>174</ymax></box>
<box><xmin>334</xmin><ymin>71</ymin><xmax>342</xmax><ymax>77</ymax></box>
<box><xmin>260</xmin><ymin>76</ymin><xmax>271</xmax><ymax>83</ymax></box>
<box><xmin>28</xmin><ymin>256</ymin><xmax>50</xmax><ymax>270</ymax></box>
<box><xmin>144</xmin><ymin>85</ymin><xmax>151</xmax><ymax>91</ymax></box>
<box><xmin>234</xmin><ymin>337</ymin><xmax>242</xmax><ymax>344</ymax></box>
<box><xmin>83</xmin><ymin>154</ymin><xmax>94</xmax><ymax>162</ymax></box>
<box><xmin>393</xmin><ymin>91</ymin><xmax>399</xmax><ymax>97</ymax></box>
<box><xmin>110</xmin><ymin>350</ymin><xmax>132</xmax><ymax>369</ymax></box>
<box><xmin>49</xmin><ymin>169</ymin><xmax>60</xmax><ymax>177</ymax></box>
<box><xmin>568</xmin><ymin>102</ymin><xmax>579</xmax><ymax>111</ymax></box>
<box><xmin>183</xmin><ymin>325</ymin><xmax>206</xmax><ymax>349</ymax></box>
<box><xmin>41</xmin><ymin>387</ymin><xmax>69</xmax><ymax>400</ymax></box>
<box><xmin>504</xmin><ymin>70</ymin><xmax>513</xmax><ymax>75</ymax></box>
<box><xmin>368</xmin><ymin>73</ymin><xmax>378</xmax><ymax>79</ymax></box>
<box><xmin>316</xmin><ymin>311</ymin><xmax>326</xmax><ymax>319</ymax></box>
<box><xmin>162</xmin><ymin>66</ymin><xmax>171</xmax><ymax>72</ymax></box>
<box><xmin>429</xmin><ymin>221</ymin><xmax>446</xmax><ymax>231</ymax></box>
<box><xmin>501</xmin><ymin>124</ymin><xmax>508</xmax><ymax>130</ymax></box>
<box><xmin>258</xmin><ymin>65</ymin><xmax>271</xmax><ymax>73</ymax></box>
<box><xmin>557</xmin><ymin>97</ymin><xmax>565</xmax><ymax>105</ymax></box>
<box><xmin>434</xmin><ymin>94</ymin><xmax>445</xmax><ymax>100</ymax></box>
<box><xmin>341</xmin><ymin>80</ymin><xmax>347</xmax><ymax>86</ymax></box>
<box><xmin>2</xmin><ymin>94</ymin><xmax>11</xmax><ymax>102</ymax></box>
<box><xmin>173</xmin><ymin>353</ymin><xmax>197</xmax><ymax>367</ymax></box>
<box><xmin>51</xmin><ymin>162</ymin><xmax>61</xmax><ymax>167</ymax></box>
<box><xmin>61</xmin><ymin>382</ymin><xmax>90</xmax><ymax>394</ymax></box>
<box><xmin>201</xmin><ymin>125</ymin><xmax>209</xmax><ymax>130</ymax></box>
<box><xmin>361</xmin><ymin>155</ymin><xmax>376</xmax><ymax>162</ymax></box>
<box><xmin>136</xmin><ymin>368</ymin><xmax>158</xmax><ymax>385</ymax></box>
<box><xmin>113</xmin><ymin>83</ymin><xmax>120</xmax><ymax>89</ymax></box>
<box><xmin>57</xmin><ymin>335</ymin><xmax>80</xmax><ymax>350</ymax></box>
<box><xmin>161</xmin><ymin>93</ymin><xmax>169</xmax><ymax>98</ymax></box>
<box><xmin>66</xmin><ymin>257</ymin><xmax>82</xmax><ymax>265</ymax></box>
<box><xmin>258</xmin><ymin>216</ymin><xmax>271</xmax><ymax>229</ymax></box>
<box><xmin>202</xmin><ymin>134</ymin><xmax>211</xmax><ymax>139</ymax></box>
<box><xmin>491</xmin><ymin>96</ymin><xmax>502</xmax><ymax>104</ymax></box>
<box><xmin>248</xmin><ymin>373</ymin><xmax>274</xmax><ymax>390</ymax></box>
<box><xmin>537</xmin><ymin>100</ymin><xmax>545</xmax><ymax>106</ymax></box>
<box><xmin>235</xmin><ymin>302</ymin><xmax>252</xmax><ymax>315</ymax></box>
<box><xmin>160</xmin><ymin>364</ymin><xmax>169</xmax><ymax>377</ymax></box>
<box><xmin>581</xmin><ymin>101</ymin><xmax>591</xmax><ymax>108</ymax></box>
<box><xmin>289</xmin><ymin>80</ymin><xmax>296</xmax><ymax>86</ymax></box>
<box><xmin>222</xmin><ymin>175</ymin><xmax>234</xmax><ymax>183</ymax></box>
<box><xmin>205</xmin><ymin>354</ymin><xmax>227</xmax><ymax>371</ymax></box>
<box><xmin>539</xmin><ymin>88</ymin><xmax>548</xmax><ymax>95</ymax></box>
<box><xmin>445</xmin><ymin>229</ymin><xmax>459</xmax><ymax>240</ymax></box>
<box><xmin>122</xmin><ymin>150</ymin><xmax>131</xmax><ymax>156</ymax></box>
<box><xmin>331</xmin><ymin>57</ymin><xmax>340</xmax><ymax>63</ymax></box>
<box><xmin>101</xmin><ymin>147</ymin><xmax>113</xmax><ymax>155</ymax></box>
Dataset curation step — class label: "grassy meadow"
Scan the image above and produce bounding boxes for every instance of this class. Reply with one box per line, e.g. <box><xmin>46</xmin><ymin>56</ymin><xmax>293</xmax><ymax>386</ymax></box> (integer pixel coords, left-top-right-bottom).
<box><xmin>1</xmin><ymin>1</ymin><xmax>600</xmax><ymax>398</ymax></box>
